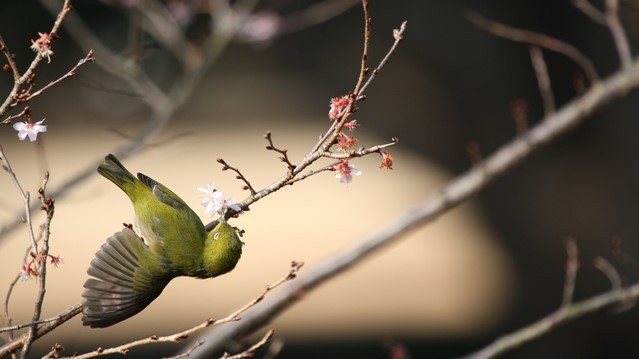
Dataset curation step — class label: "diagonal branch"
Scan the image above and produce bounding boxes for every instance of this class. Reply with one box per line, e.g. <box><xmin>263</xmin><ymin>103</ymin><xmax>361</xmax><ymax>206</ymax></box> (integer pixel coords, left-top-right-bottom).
<box><xmin>194</xmin><ymin>57</ymin><xmax>639</xmax><ymax>355</ymax></box>
<box><xmin>458</xmin><ymin>281</ymin><xmax>639</xmax><ymax>359</ymax></box>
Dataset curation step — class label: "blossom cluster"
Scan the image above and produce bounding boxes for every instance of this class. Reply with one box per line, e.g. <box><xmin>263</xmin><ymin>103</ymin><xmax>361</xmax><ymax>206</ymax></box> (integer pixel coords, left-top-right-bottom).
<box><xmin>198</xmin><ymin>183</ymin><xmax>241</xmax><ymax>217</ymax></box>
<box><xmin>327</xmin><ymin>95</ymin><xmax>393</xmax><ymax>184</ymax></box>
<box><xmin>20</xmin><ymin>253</ymin><xmax>62</xmax><ymax>282</ymax></box>
<box><xmin>30</xmin><ymin>32</ymin><xmax>54</xmax><ymax>63</ymax></box>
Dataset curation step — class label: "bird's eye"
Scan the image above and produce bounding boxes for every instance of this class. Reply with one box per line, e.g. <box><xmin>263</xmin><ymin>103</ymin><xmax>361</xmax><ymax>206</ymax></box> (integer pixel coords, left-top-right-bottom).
<box><xmin>213</xmin><ymin>232</ymin><xmax>220</xmax><ymax>240</ymax></box>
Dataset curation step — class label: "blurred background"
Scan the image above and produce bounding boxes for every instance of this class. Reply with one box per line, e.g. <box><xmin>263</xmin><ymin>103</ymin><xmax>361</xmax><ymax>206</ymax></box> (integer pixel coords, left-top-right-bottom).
<box><xmin>1</xmin><ymin>0</ymin><xmax>639</xmax><ymax>358</ymax></box>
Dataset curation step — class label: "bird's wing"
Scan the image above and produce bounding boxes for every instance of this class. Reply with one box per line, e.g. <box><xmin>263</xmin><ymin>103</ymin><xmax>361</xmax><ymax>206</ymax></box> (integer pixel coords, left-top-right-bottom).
<box><xmin>82</xmin><ymin>228</ymin><xmax>172</xmax><ymax>328</ymax></box>
<box><xmin>137</xmin><ymin>172</ymin><xmax>189</xmax><ymax>211</ymax></box>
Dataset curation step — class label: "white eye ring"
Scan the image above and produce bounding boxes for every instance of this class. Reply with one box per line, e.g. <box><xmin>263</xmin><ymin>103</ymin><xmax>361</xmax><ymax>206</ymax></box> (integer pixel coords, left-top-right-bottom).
<box><xmin>213</xmin><ymin>232</ymin><xmax>220</xmax><ymax>240</ymax></box>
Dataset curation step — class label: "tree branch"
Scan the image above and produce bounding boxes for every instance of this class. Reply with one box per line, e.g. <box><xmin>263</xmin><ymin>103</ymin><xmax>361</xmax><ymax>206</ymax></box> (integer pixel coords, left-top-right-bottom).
<box><xmin>194</xmin><ymin>57</ymin><xmax>639</xmax><ymax>355</ymax></box>
<box><xmin>465</xmin><ymin>10</ymin><xmax>600</xmax><ymax>84</ymax></box>
<box><xmin>459</xmin><ymin>282</ymin><xmax>639</xmax><ymax>359</ymax></box>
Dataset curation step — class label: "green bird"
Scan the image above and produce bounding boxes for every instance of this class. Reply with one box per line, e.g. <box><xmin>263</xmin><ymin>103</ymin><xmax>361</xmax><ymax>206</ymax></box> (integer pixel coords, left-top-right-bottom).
<box><xmin>82</xmin><ymin>154</ymin><xmax>243</xmax><ymax>328</ymax></box>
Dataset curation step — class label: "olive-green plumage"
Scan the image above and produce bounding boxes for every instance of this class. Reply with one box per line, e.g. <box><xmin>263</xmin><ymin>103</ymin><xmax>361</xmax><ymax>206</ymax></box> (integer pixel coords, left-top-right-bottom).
<box><xmin>82</xmin><ymin>154</ymin><xmax>243</xmax><ymax>328</ymax></box>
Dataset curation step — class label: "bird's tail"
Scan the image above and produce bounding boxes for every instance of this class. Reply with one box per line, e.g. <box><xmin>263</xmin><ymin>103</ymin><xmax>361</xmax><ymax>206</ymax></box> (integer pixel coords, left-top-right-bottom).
<box><xmin>97</xmin><ymin>154</ymin><xmax>139</xmax><ymax>196</ymax></box>
<box><xmin>82</xmin><ymin>228</ymin><xmax>170</xmax><ymax>328</ymax></box>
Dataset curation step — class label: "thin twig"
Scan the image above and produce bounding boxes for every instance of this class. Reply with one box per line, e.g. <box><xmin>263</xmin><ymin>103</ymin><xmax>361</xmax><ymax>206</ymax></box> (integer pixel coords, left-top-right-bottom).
<box><xmin>573</xmin><ymin>0</ymin><xmax>608</xmax><ymax>24</ymax></box>
<box><xmin>285</xmin><ymin>164</ymin><xmax>337</xmax><ymax>186</ymax></box>
<box><xmin>319</xmin><ymin>138</ymin><xmax>398</xmax><ymax>160</ymax></box>
<box><xmin>0</xmin><ymin>146</ymin><xmax>39</xmax><ymax>254</ymax></box>
<box><xmin>352</xmin><ymin>0</ymin><xmax>371</xmax><ymax>97</ymax></box>
<box><xmin>604</xmin><ymin>0</ymin><xmax>633</xmax><ymax>69</ymax></box>
<box><xmin>594</xmin><ymin>256</ymin><xmax>623</xmax><ymax>290</ymax></box>
<box><xmin>3</xmin><ymin>272</ymin><xmax>21</xmax><ymax>343</ymax></box>
<box><xmin>528</xmin><ymin>46</ymin><xmax>555</xmax><ymax>115</ymax></box>
<box><xmin>594</xmin><ymin>256</ymin><xmax>637</xmax><ymax>313</ymax></box>
<box><xmin>23</xmin><ymin>50</ymin><xmax>95</xmax><ymax>103</ymax></box>
<box><xmin>162</xmin><ymin>340</ymin><xmax>204</xmax><ymax>359</ymax></box>
<box><xmin>0</xmin><ymin>36</ymin><xmax>21</xmax><ymax>82</ymax></box>
<box><xmin>458</xmin><ymin>282</ymin><xmax>639</xmax><ymax>359</ymax></box>
<box><xmin>221</xmin><ymin>330</ymin><xmax>274</xmax><ymax>359</ymax></box>
<box><xmin>0</xmin><ymin>304</ymin><xmax>82</xmax><ymax>357</ymax></box>
<box><xmin>0</xmin><ymin>317</ymin><xmax>59</xmax><ymax>333</ymax></box>
<box><xmin>264</xmin><ymin>131</ymin><xmax>295</xmax><ymax>174</ymax></box>
<box><xmin>20</xmin><ymin>172</ymin><xmax>55</xmax><ymax>359</ymax></box>
<box><xmin>3</xmin><ymin>244</ymin><xmax>36</xmax><ymax>347</ymax></box>
<box><xmin>465</xmin><ymin>10</ymin><xmax>600</xmax><ymax>84</ymax></box>
<box><xmin>217</xmin><ymin>158</ymin><xmax>257</xmax><ymax>195</ymax></box>
<box><xmin>1</xmin><ymin>106</ymin><xmax>32</xmax><ymax>126</ymax></box>
<box><xmin>356</xmin><ymin>20</ymin><xmax>407</xmax><ymax>99</ymax></box>
<box><xmin>561</xmin><ymin>237</ymin><xmax>579</xmax><ymax>307</ymax></box>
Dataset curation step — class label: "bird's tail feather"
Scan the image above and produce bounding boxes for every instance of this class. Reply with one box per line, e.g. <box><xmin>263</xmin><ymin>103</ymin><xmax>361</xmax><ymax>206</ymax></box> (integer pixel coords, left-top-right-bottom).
<box><xmin>97</xmin><ymin>154</ymin><xmax>138</xmax><ymax>194</ymax></box>
<box><xmin>82</xmin><ymin>228</ymin><xmax>166</xmax><ymax>328</ymax></box>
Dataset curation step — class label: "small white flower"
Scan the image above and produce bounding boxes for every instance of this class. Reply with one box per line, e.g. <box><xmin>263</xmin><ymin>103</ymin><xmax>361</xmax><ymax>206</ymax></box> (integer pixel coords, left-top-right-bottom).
<box><xmin>198</xmin><ymin>183</ymin><xmax>241</xmax><ymax>216</ymax></box>
<box><xmin>198</xmin><ymin>183</ymin><xmax>224</xmax><ymax>216</ymax></box>
<box><xmin>13</xmin><ymin>118</ymin><xmax>47</xmax><ymax>142</ymax></box>
<box><xmin>335</xmin><ymin>163</ymin><xmax>361</xmax><ymax>184</ymax></box>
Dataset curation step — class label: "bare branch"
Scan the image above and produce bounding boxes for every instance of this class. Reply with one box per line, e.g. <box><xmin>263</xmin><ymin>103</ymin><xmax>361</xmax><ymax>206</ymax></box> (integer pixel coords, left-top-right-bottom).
<box><xmin>319</xmin><ymin>138</ymin><xmax>398</xmax><ymax>160</ymax></box>
<box><xmin>0</xmin><ymin>36</ymin><xmax>21</xmax><ymax>82</ymax></box>
<box><xmin>0</xmin><ymin>145</ymin><xmax>39</xmax><ymax>262</ymax></box>
<box><xmin>604</xmin><ymin>0</ymin><xmax>633</xmax><ymax>69</ymax></box>
<box><xmin>528</xmin><ymin>46</ymin><xmax>555</xmax><ymax>115</ymax></box>
<box><xmin>285</xmin><ymin>163</ymin><xmax>337</xmax><ymax>186</ymax></box>
<box><xmin>0</xmin><ymin>304</ymin><xmax>82</xmax><ymax>357</ymax></box>
<box><xmin>458</xmin><ymin>282</ymin><xmax>639</xmax><ymax>359</ymax></box>
<box><xmin>573</xmin><ymin>0</ymin><xmax>608</xmax><ymax>24</ymax></box>
<box><xmin>20</xmin><ymin>172</ymin><xmax>55</xmax><ymax>358</ymax></box>
<box><xmin>217</xmin><ymin>158</ymin><xmax>257</xmax><ymax>195</ymax></box>
<box><xmin>356</xmin><ymin>20</ymin><xmax>407</xmax><ymax>100</ymax></box>
<box><xmin>195</xmin><ymin>56</ymin><xmax>639</xmax><ymax>355</ymax></box>
<box><xmin>594</xmin><ymin>257</ymin><xmax>637</xmax><ymax>313</ymax></box>
<box><xmin>0</xmin><ymin>317</ymin><xmax>59</xmax><ymax>333</ymax></box>
<box><xmin>53</xmin><ymin>262</ymin><xmax>302</xmax><ymax>359</ymax></box>
<box><xmin>595</xmin><ymin>256</ymin><xmax>623</xmax><ymax>290</ymax></box>
<box><xmin>264</xmin><ymin>131</ymin><xmax>295</xmax><ymax>175</ymax></box>
<box><xmin>353</xmin><ymin>0</ymin><xmax>371</xmax><ymax>97</ymax></box>
<box><xmin>561</xmin><ymin>237</ymin><xmax>579</xmax><ymax>307</ymax></box>
<box><xmin>23</xmin><ymin>50</ymin><xmax>95</xmax><ymax>103</ymax></box>
<box><xmin>220</xmin><ymin>330</ymin><xmax>274</xmax><ymax>359</ymax></box>
<box><xmin>465</xmin><ymin>10</ymin><xmax>600</xmax><ymax>84</ymax></box>
<box><xmin>0</xmin><ymin>0</ymin><xmax>74</xmax><ymax>117</ymax></box>
<box><xmin>205</xmin><ymin>2</ymin><xmax>405</xmax><ymax>230</ymax></box>
<box><xmin>573</xmin><ymin>0</ymin><xmax>633</xmax><ymax>68</ymax></box>
<box><xmin>162</xmin><ymin>340</ymin><xmax>204</xmax><ymax>359</ymax></box>
<box><xmin>0</xmin><ymin>0</ymin><xmax>261</xmax><ymax>238</ymax></box>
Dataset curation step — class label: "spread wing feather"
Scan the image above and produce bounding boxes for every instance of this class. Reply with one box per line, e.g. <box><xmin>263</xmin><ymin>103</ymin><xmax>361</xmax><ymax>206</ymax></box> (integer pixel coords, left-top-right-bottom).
<box><xmin>82</xmin><ymin>228</ymin><xmax>170</xmax><ymax>328</ymax></box>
